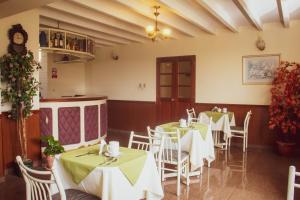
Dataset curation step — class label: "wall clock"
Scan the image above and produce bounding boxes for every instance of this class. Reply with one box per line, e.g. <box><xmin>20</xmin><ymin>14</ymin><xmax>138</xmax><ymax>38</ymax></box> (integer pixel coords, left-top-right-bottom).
<box><xmin>8</xmin><ymin>24</ymin><xmax>28</xmax><ymax>55</ymax></box>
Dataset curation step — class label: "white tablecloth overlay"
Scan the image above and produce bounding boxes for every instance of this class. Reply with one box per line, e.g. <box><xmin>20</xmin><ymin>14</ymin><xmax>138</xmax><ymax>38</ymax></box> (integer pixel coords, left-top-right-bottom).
<box><xmin>52</xmin><ymin>152</ymin><xmax>164</xmax><ymax>200</ymax></box>
<box><xmin>155</xmin><ymin>125</ymin><xmax>215</xmax><ymax>171</ymax></box>
<box><xmin>198</xmin><ymin>112</ymin><xmax>236</xmax><ymax>140</ymax></box>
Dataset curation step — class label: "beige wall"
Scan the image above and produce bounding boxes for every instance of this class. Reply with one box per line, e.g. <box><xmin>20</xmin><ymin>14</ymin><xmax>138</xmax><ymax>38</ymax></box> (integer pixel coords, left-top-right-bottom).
<box><xmin>86</xmin><ymin>21</ymin><xmax>300</xmax><ymax>105</ymax></box>
<box><xmin>0</xmin><ymin>9</ymin><xmax>40</xmax><ymax>111</ymax></box>
<box><xmin>47</xmin><ymin>53</ymin><xmax>86</xmax><ymax>98</ymax></box>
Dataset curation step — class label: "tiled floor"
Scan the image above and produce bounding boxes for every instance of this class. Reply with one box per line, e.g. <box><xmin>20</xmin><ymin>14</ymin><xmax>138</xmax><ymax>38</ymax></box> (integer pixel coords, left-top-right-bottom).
<box><xmin>0</xmin><ymin>135</ymin><xmax>299</xmax><ymax>200</ymax></box>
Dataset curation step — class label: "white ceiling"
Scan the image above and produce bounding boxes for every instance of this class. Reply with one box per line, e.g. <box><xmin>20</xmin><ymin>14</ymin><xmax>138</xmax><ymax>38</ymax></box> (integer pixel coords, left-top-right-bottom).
<box><xmin>37</xmin><ymin>0</ymin><xmax>300</xmax><ymax>47</ymax></box>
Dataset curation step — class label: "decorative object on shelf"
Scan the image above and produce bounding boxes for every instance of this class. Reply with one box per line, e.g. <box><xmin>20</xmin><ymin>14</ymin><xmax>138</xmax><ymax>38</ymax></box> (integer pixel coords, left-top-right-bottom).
<box><xmin>256</xmin><ymin>36</ymin><xmax>266</xmax><ymax>51</ymax></box>
<box><xmin>269</xmin><ymin>61</ymin><xmax>300</xmax><ymax>156</ymax></box>
<box><xmin>145</xmin><ymin>6</ymin><xmax>171</xmax><ymax>41</ymax></box>
<box><xmin>8</xmin><ymin>24</ymin><xmax>28</xmax><ymax>55</ymax></box>
<box><xmin>242</xmin><ymin>54</ymin><xmax>280</xmax><ymax>84</ymax></box>
<box><xmin>41</xmin><ymin>136</ymin><xmax>64</xmax><ymax>169</ymax></box>
<box><xmin>0</xmin><ymin>48</ymin><xmax>41</xmax><ymax>161</ymax></box>
<box><xmin>39</xmin><ymin>30</ymin><xmax>47</xmax><ymax>47</ymax></box>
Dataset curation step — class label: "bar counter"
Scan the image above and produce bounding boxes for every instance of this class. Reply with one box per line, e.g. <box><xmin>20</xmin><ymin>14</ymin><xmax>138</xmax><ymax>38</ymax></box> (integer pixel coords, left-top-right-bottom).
<box><xmin>39</xmin><ymin>96</ymin><xmax>107</xmax><ymax>150</ymax></box>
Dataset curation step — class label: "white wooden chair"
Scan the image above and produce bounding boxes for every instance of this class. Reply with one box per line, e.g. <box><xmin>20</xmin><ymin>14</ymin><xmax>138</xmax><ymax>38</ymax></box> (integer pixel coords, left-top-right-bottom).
<box><xmin>229</xmin><ymin>110</ymin><xmax>252</xmax><ymax>152</ymax></box>
<box><xmin>287</xmin><ymin>166</ymin><xmax>300</xmax><ymax>200</ymax></box>
<box><xmin>186</xmin><ymin>108</ymin><xmax>198</xmax><ymax>124</ymax></box>
<box><xmin>148</xmin><ymin>127</ymin><xmax>190</xmax><ymax>196</ymax></box>
<box><xmin>128</xmin><ymin>131</ymin><xmax>164</xmax><ymax>179</ymax></box>
<box><xmin>16</xmin><ymin>156</ymin><xmax>100</xmax><ymax>200</ymax></box>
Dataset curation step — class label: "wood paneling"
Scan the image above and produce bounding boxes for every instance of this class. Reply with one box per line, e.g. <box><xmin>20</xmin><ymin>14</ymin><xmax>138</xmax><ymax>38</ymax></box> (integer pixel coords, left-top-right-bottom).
<box><xmin>0</xmin><ymin>115</ymin><xmax>4</xmax><ymax>180</ymax></box>
<box><xmin>108</xmin><ymin>100</ymin><xmax>156</xmax><ymax>132</ymax></box>
<box><xmin>1</xmin><ymin>111</ymin><xmax>40</xmax><ymax>169</ymax></box>
<box><xmin>107</xmin><ymin>100</ymin><xmax>280</xmax><ymax>147</ymax></box>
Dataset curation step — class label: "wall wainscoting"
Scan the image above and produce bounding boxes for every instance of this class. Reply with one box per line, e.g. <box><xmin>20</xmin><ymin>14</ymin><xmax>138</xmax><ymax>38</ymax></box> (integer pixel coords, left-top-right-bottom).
<box><xmin>0</xmin><ymin>111</ymin><xmax>41</xmax><ymax>172</ymax></box>
<box><xmin>107</xmin><ymin>100</ymin><xmax>279</xmax><ymax>147</ymax></box>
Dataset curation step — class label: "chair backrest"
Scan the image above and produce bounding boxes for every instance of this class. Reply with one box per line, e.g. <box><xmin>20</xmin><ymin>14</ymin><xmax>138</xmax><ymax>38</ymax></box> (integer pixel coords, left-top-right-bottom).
<box><xmin>16</xmin><ymin>156</ymin><xmax>66</xmax><ymax>200</ymax></box>
<box><xmin>186</xmin><ymin>108</ymin><xmax>196</xmax><ymax>118</ymax></box>
<box><xmin>155</xmin><ymin>128</ymin><xmax>181</xmax><ymax>165</ymax></box>
<box><xmin>287</xmin><ymin>165</ymin><xmax>300</xmax><ymax>200</ymax></box>
<box><xmin>243</xmin><ymin>110</ymin><xmax>252</xmax><ymax>133</ymax></box>
<box><xmin>128</xmin><ymin>130</ymin><xmax>164</xmax><ymax>178</ymax></box>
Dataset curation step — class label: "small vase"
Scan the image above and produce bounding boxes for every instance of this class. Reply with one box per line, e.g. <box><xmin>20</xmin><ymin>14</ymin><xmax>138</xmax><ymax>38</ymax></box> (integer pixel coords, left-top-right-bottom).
<box><xmin>46</xmin><ymin>155</ymin><xmax>55</xmax><ymax>169</ymax></box>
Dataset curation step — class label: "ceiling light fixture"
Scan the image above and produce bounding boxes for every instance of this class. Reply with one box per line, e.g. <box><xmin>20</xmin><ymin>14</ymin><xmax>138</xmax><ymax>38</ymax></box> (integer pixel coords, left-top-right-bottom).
<box><xmin>145</xmin><ymin>6</ymin><xmax>171</xmax><ymax>41</ymax></box>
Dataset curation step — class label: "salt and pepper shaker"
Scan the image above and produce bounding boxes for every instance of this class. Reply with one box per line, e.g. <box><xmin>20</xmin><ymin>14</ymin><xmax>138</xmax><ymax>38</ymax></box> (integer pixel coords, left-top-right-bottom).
<box><xmin>99</xmin><ymin>139</ymin><xmax>107</xmax><ymax>155</ymax></box>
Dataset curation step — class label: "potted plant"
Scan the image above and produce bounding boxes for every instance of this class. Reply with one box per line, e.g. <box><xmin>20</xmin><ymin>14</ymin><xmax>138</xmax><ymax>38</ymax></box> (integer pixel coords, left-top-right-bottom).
<box><xmin>269</xmin><ymin>61</ymin><xmax>300</xmax><ymax>156</ymax></box>
<box><xmin>41</xmin><ymin>136</ymin><xmax>64</xmax><ymax>169</ymax></box>
<box><xmin>0</xmin><ymin>51</ymin><xmax>41</xmax><ymax>166</ymax></box>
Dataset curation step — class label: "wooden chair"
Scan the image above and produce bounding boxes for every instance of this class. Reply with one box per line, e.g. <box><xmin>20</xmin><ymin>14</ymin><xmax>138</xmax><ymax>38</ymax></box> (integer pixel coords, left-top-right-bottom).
<box><xmin>128</xmin><ymin>131</ymin><xmax>164</xmax><ymax>179</ymax></box>
<box><xmin>229</xmin><ymin>110</ymin><xmax>252</xmax><ymax>152</ymax></box>
<box><xmin>148</xmin><ymin>127</ymin><xmax>190</xmax><ymax>196</ymax></box>
<box><xmin>287</xmin><ymin>166</ymin><xmax>300</xmax><ymax>200</ymax></box>
<box><xmin>16</xmin><ymin>156</ymin><xmax>100</xmax><ymax>200</ymax></box>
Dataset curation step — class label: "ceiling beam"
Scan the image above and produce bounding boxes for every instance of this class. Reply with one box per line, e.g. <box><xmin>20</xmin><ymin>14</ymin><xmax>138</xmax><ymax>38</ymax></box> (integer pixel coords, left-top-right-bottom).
<box><xmin>232</xmin><ymin>0</ymin><xmax>263</xmax><ymax>31</ymax></box>
<box><xmin>115</xmin><ymin>0</ymin><xmax>209</xmax><ymax>37</ymax></box>
<box><xmin>195</xmin><ymin>0</ymin><xmax>238</xmax><ymax>33</ymax></box>
<box><xmin>277</xmin><ymin>0</ymin><xmax>290</xmax><ymax>28</ymax></box>
<box><xmin>0</xmin><ymin>0</ymin><xmax>58</xmax><ymax>18</ymax></box>
<box><xmin>39</xmin><ymin>7</ymin><xmax>148</xmax><ymax>43</ymax></box>
<box><xmin>70</xmin><ymin>0</ymin><xmax>182</xmax><ymax>39</ymax></box>
<box><xmin>40</xmin><ymin>17</ymin><xmax>131</xmax><ymax>45</ymax></box>
<box><xmin>47</xmin><ymin>1</ymin><xmax>147</xmax><ymax>38</ymax></box>
<box><xmin>92</xmin><ymin>39</ymin><xmax>115</xmax><ymax>47</ymax></box>
<box><xmin>157</xmin><ymin>0</ymin><xmax>216</xmax><ymax>34</ymax></box>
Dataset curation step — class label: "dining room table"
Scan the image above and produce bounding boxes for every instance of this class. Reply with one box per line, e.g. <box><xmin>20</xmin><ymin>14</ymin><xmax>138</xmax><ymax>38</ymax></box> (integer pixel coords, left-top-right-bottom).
<box><xmin>155</xmin><ymin>122</ymin><xmax>215</xmax><ymax>175</ymax></box>
<box><xmin>51</xmin><ymin>144</ymin><xmax>164</xmax><ymax>200</ymax></box>
<box><xmin>198</xmin><ymin>111</ymin><xmax>236</xmax><ymax>149</ymax></box>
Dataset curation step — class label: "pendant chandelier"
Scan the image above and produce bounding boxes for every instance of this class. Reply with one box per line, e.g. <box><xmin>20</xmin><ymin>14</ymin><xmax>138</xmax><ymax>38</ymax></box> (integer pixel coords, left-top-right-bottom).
<box><xmin>145</xmin><ymin>6</ymin><xmax>171</xmax><ymax>41</ymax></box>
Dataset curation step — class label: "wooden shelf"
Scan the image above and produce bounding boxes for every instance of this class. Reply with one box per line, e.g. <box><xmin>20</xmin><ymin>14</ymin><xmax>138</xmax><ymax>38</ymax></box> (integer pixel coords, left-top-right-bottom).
<box><xmin>39</xmin><ymin>28</ymin><xmax>95</xmax><ymax>62</ymax></box>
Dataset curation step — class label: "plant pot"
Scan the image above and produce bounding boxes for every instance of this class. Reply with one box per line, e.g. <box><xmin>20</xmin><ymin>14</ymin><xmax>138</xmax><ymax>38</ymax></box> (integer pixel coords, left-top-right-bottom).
<box><xmin>276</xmin><ymin>141</ymin><xmax>296</xmax><ymax>156</ymax></box>
<box><xmin>45</xmin><ymin>155</ymin><xmax>55</xmax><ymax>169</ymax></box>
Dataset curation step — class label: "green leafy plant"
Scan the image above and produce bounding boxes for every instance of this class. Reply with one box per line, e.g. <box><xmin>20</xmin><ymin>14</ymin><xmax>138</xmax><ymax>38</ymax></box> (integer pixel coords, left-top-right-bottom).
<box><xmin>0</xmin><ymin>51</ymin><xmax>41</xmax><ymax>159</ymax></box>
<box><xmin>41</xmin><ymin>136</ymin><xmax>65</xmax><ymax>156</ymax></box>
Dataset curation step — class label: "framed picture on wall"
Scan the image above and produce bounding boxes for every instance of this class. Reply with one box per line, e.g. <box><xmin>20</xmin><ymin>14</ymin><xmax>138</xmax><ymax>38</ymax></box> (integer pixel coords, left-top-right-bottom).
<box><xmin>242</xmin><ymin>54</ymin><xmax>280</xmax><ymax>84</ymax></box>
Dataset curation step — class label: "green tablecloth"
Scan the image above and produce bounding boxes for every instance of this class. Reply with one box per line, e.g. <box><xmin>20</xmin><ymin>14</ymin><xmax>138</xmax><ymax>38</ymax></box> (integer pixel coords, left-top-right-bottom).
<box><xmin>60</xmin><ymin>145</ymin><xmax>147</xmax><ymax>185</ymax></box>
<box><xmin>204</xmin><ymin>111</ymin><xmax>233</xmax><ymax>123</ymax></box>
<box><xmin>160</xmin><ymin>122</ymin><xmax>208</xmax><ymax>140</ymax></box>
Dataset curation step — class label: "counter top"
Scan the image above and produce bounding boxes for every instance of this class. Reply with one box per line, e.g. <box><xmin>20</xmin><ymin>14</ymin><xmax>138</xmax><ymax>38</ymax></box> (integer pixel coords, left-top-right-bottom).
<box><xmin>40</xmin><ymin>96</ymin><xmax>107</xmax><ymax>102</ymax></box>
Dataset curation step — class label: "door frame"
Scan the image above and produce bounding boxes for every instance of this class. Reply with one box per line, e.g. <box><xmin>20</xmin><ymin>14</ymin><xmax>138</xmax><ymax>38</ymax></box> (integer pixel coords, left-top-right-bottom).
<box><xmin>156</xmin><ymin>55</ymin><xmax>196</xmax><ymax>122</ymax></box>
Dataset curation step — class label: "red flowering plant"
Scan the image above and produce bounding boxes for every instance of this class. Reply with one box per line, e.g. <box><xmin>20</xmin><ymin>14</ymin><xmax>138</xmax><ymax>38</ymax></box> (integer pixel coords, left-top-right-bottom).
<box><xmin>268</xmin><ymin>61</ymin><xmax>300</xmax><ymax>142</ymax></box>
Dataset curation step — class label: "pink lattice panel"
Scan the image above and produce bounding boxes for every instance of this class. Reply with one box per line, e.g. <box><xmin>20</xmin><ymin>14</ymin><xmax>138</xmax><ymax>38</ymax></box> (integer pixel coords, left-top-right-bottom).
<box><xmin>84</xmin><ymin>105</ymin><xmax>99</xmax><ymax>141</ymax></box>
<box><xmin>58</xmin><ymin>107</ymin><xmax>81</xmax><ymax>145</ymax></box>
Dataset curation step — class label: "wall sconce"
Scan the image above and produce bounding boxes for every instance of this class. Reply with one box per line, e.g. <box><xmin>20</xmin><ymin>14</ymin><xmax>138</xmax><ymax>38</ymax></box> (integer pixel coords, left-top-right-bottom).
<box><xmin>111</xmin><ymin>51</ymin><xmax>119</xmax><ymax>60</ymax></box>
<box><xmin>256</xmin><ymin>36</ymin><xmax>265</xmax><ymax>51</ymax></box>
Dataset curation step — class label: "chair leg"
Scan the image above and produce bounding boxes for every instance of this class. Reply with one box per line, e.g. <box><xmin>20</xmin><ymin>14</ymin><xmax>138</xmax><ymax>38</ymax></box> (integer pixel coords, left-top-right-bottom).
<box><xmin>177</xmin><ymin>165</ymin><xmax>181</xmax><ymax>196</ymax></box>
<box><xmin>162</xmin><ymin>162</ymin><xmax>165</xmax><ymax>181</ymax></box>
<box><xmin>228</xmin><ymin>138</ymin><xmax>231</xmax><ymax>147</ymax></box>
<box><xmin>246</xmin><ymin>134</ymin><xmax>248</xmax><ymax>149</ymax></box>
<box><xmin>243</xmin><ymin>136</ymin><xmax>246</xmax><ymax>153</ymax></box>
<box><xmin>186</xmin><ymin>160</ymin><xmax>190</xmax><ymax>186</ymax></box>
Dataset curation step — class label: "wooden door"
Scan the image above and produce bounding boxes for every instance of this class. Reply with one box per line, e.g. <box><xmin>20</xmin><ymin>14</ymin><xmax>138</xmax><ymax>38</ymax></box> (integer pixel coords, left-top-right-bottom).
<box><xmin>156</xmin><ymin>55</ymin><xmax>195</xmax><ymax>123</ymax></box>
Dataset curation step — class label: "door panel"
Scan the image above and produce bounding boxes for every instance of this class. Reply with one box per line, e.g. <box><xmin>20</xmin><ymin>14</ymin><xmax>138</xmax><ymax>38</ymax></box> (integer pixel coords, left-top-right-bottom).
<box><xmin>156</xmin><ymin>56</ymin><xmax>195</xmax><ymax>123</ymax></box>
